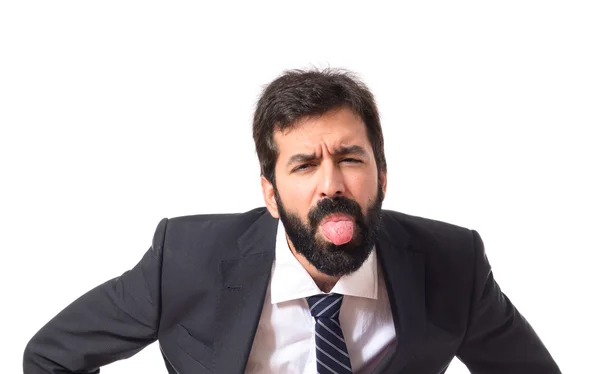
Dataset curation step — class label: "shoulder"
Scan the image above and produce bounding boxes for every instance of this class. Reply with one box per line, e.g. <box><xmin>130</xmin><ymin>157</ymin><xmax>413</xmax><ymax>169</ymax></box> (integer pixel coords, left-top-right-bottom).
<box><xmin>151</xmin><ymin>207</ymin><xmax>275</xmax><ymax>263</ymax></box>
<box><xmin>167</xmin><ymin>207</ymin><xmax>267</xmax><ymax>229</ymax></box>
<box><xmin>381</xmin><ymin>209</ymin><xmax>475</xmax><ymax>256</ymax></box>
<box><xmin>382</xmin><ymin>209</ymin><xmax>472</xmax><ymax>237</ymax></box>
<box><xmin>161</xmin><ymin>207</ymin><xmax>270</xmax><ymax>248</ymax></box>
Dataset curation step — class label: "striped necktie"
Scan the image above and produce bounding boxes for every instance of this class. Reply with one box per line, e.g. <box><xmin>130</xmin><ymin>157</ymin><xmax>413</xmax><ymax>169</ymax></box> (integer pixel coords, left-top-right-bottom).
<box><xmin>306</xmin><ymin>293</ymin><xmax>353</xmax><ymax>373</ymax></box>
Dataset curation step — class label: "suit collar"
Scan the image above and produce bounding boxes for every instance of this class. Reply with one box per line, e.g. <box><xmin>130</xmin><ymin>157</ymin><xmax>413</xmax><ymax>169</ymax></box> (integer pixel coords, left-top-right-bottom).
<box><xmin>237</xmin><ymin>208</ymin><xmax>279</xmax><ymax>257</ymax></box>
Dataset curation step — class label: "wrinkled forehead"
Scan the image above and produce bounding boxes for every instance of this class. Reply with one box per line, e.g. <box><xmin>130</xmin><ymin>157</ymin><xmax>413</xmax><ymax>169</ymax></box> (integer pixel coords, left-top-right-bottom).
<box><xmin>273</xmin><ymin>108</ymin><xmax>371</xmax><ymax>157</ymax></box>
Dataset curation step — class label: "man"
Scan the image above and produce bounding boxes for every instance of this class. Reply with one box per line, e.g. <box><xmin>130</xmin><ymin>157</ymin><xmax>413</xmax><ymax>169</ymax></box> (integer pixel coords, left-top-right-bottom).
<box><xmin>24</xmin><ymin>68</ymin><xmax>561</xmax><ymax>373</ymax></box>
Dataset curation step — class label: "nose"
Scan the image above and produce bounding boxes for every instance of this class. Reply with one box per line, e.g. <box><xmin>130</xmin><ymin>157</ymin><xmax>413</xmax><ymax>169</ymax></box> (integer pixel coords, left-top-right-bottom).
<box><xmin>317</xmin><ymin>160</ymin><xmax>346</xmax><ymax>199</ymax></box>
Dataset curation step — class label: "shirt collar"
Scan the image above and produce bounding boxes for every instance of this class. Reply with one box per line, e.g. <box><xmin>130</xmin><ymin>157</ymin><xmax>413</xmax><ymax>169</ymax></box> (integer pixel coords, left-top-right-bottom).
<box><xmin>270</xmin><ymin>219</ymin><xmax>378</xmax><ymax>305</ymax></box>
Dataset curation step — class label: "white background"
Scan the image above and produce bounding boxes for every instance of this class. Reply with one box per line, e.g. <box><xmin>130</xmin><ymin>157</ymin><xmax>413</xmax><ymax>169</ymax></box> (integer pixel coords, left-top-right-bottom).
<box><xmin>1</xmin><ymin>1</ymin><xmax>598</xmax><ymax>373</ymax></box>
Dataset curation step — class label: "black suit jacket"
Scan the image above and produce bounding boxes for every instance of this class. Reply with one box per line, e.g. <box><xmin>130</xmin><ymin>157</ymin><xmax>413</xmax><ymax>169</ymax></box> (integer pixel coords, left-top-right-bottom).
<box><xmin>24</xmin><ymin>207</ymin><xmax>561</xmax><ymax>373</ymax></box>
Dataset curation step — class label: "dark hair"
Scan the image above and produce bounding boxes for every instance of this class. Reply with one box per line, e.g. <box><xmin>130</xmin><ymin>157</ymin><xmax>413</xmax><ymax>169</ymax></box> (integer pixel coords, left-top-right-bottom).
<box><xmin>252</xmin><ymin>67</ymin><xmax>387</xmax><ymax>184</ymax></box>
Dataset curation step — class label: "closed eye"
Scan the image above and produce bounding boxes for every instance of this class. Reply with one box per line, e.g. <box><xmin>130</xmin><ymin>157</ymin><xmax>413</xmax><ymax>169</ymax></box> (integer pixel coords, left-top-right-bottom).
<box><xmin>292</xmin><ymin>159</ymin><xmax>361</xmax><ymax>173</ymax></box>
<box><xmin>292</xmin><ymin>163</ymin><xmax>315</xmax><ymax>172</ymax></box>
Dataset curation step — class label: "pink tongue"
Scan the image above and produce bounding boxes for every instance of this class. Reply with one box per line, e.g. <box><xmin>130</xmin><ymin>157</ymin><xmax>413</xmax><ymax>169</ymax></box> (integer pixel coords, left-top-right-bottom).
<box><xmin>321</xmin><ymin>220</ymin><xmax>354</xmax><ymax>245</ymax></box>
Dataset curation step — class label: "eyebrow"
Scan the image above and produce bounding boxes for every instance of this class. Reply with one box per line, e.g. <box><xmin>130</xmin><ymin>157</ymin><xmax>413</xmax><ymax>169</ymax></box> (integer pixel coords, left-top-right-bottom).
<box><xmin>286</xmin><ymin>145</ymin><xmax>368</xmax><ymax>167</ymax></box>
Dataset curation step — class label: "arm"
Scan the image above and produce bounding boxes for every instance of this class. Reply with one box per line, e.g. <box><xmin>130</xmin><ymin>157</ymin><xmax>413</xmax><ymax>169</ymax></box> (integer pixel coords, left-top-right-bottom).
<box><xmin>23</xmin><ymin>218</ymin><xmax>168</xmax><ymax>374</ymax></box>
<box><xmin>456</xmin><ymin>230</ymin><xmax>561</xmax><ymax>374</ymax></box>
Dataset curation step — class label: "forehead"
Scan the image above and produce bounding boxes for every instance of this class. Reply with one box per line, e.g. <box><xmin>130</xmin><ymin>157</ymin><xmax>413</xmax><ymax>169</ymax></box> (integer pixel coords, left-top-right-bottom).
<box><xmin>273</xmin><ymin>107</ymin><xmax>370</xmax><ymax>155</ymax></box>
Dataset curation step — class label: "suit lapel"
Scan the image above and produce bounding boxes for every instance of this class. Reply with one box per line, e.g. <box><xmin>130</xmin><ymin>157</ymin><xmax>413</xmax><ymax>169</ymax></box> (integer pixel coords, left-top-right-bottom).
<box><xmin>214</xmin><ymin>210</ymin><xmax>277</xmax><ymax>374</ymax></box>
<box><xmin>374</xmin><ymin>212</ymin><xmax>427</xmax><ymax>373</ymax></box>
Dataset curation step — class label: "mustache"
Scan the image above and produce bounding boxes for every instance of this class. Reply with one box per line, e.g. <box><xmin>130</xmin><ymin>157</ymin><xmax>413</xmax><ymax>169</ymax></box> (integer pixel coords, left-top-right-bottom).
<box><xmin>308</xmin><ymin>196</ymin><xmax>363</xmax><ymax>227</ymax></box>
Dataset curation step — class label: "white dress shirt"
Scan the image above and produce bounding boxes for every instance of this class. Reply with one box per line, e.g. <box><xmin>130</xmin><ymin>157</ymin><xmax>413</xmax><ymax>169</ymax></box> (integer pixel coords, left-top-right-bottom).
<box><xmin>245</xmin><ymin>219</ymin><xmax>396</xmax><ymax>373</ymax></box>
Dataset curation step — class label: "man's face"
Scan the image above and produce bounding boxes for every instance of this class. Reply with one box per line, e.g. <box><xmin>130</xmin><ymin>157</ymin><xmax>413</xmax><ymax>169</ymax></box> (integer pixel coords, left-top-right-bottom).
<box><xmin>262</xmin><ymin>107</ymin><xmax>386</xmax><ymax>276</ymax></box>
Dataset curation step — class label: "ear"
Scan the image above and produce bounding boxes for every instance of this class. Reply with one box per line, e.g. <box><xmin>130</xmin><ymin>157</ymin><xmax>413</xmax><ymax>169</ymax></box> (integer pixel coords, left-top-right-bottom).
<box><xmin>380</xmin><ymin>171</ymin><xmax>387</xmax><ymax>200</ymax></box>
<box><xmin>261</xmin><ymin>175</ymin><xmax>280</xmax><ymax>219</ymax></box>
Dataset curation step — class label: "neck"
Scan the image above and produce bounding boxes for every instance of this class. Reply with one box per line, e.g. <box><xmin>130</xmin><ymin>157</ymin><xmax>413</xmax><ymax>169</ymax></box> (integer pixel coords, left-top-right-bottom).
<box><xmin>286</xmin><ymin>235</ymin><xmax>340</xmax><ymax>293</ymax></box>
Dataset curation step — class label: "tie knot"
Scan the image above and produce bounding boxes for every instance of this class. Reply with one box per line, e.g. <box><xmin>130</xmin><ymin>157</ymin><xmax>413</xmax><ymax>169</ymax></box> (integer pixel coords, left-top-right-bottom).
<box><xmin>306</xmin><ymin>293</ymin><xmax>344</xmax><ymax>319</ymax></box>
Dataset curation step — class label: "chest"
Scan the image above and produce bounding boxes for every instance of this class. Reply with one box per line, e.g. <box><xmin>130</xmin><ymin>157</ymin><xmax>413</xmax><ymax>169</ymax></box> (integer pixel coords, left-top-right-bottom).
<box><xmin>245</xmin><ymin>292</ymin><xmax>396</xmax><ymax>373</ymax></box>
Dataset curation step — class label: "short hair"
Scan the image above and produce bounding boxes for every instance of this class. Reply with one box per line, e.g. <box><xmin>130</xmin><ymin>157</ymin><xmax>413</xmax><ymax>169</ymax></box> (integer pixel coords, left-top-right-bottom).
<box><xmin>252</xmin><ymin>67</ymin><xmax>387</xmax><ymax>184</ymax></box>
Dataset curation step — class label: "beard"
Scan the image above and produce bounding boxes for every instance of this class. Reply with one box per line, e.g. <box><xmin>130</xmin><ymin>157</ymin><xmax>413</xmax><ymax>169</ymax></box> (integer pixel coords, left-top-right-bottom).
<box><xmin>274</xmin><ymin>184</ymin><xmax>384</xmax><ymax>277</ymax></box>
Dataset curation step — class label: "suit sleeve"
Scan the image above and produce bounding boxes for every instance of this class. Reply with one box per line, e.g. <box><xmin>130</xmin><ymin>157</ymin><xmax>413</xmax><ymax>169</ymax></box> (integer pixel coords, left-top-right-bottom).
<box><xmin>456</xmin><ymin>230</ymin><xmax>561</xmax><ymax>374</ymax></box>
<box><xmin>23</xmin><ymin>218</ymin><xmax>168</xmax><ymax>374</ymax></box>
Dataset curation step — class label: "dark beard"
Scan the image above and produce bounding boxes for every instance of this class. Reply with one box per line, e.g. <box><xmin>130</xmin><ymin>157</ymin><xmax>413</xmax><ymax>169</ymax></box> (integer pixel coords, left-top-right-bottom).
<box><xmin>275</xmin><ymin>185</ymin><xmax>384</xmax><ymax>277</ymax></box>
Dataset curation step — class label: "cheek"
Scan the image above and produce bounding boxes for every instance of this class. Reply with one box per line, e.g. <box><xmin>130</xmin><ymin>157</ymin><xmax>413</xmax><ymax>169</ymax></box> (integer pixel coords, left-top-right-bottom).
<box><xmin>345</xmin><ymin>179</ymin><xmax>379</xmax><ymax>216</ymax></box>
<box><xmin>347</xmin><ymin>173</ymin><xmax>378</xmax><ymax>197</ymax></box>
<box><xmin>279</xmin><ymin>180</ymin><xmax>314</xmax><ymax>213</ymax></box>
<box><xmin>292</xmin><ymin>184</ymin><xmax>314</xmax><ymax>211</ymax></box>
